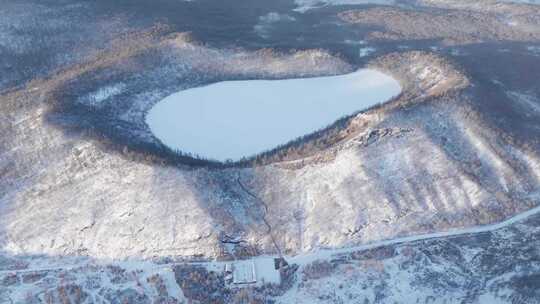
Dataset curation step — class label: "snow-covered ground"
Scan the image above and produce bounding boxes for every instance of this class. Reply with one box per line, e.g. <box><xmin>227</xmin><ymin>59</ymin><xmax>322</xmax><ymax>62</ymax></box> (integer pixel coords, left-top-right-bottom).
<box><xmin>293</xmin><ymin>0</ymin><xmax>540</xmax><ymax>13</ymax></box>
<box><xmin>359</xmin><ymin>47</ymin><xmax>376</xmax><ymax>57</ymax></box>
<box><xmin>3</xmin><ymin>193</ymin><xmax>540</xmax><ymax>277</ymax></box>
<box><xmin>146</xmin><ymin>69</ymin><xmax>401</xmax><ymax>161</ymax></box>
<box><xmin>2</xmin><ymin>195</ymin><xmax>540</xmax><ymax>303</ymax></box>
<box><xmin>528</xmin><ymin>45</ymin><xmax>540</xmax><ymax>55</ymax></box>
<box><xmin>78</xmin><ymin>83</ymin><xmax>126</xmax><ymax>108</ymax></box>
<box><xmin>254</xmin><ymin>12</ymin><xmax>296</xmax><ymax>39</ymax></box>
<box><xmin>500</xmin><ymin>0</ymin><xmax>540</xmax><ymax>4</ymax></box>
<box><xmin>294</xmin><ymin>0</ymin><xmax>396</xmax><ymax>12</ymax></box>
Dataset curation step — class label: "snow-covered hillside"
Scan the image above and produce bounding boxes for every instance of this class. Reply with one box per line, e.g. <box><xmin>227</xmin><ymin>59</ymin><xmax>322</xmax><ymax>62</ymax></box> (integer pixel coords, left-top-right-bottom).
<box><xmin>2</xmin><ymin>196</ymin><xmax>540</xmax><ymax>303</ymax></box>
<box><xmin>2</xmin><ymin>0</ymin><xmax>540</xmax><ymax>302</ymax></box>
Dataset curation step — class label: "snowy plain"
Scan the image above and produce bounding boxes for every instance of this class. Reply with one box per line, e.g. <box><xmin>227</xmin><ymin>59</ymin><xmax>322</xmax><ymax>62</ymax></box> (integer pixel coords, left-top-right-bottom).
<box><xmin>146</xmin><ymin>69</ymin><xmax>401</xmax><ymax>161</ymax></box>
<box><xmin>293</xmin><ymin>0</ymin><xmax>396</xmax><ymax>12</ymax></box>
<box><xmin>293</xmin><ymin>0</ymin><xmax>540</xmax><ymax>12</ymax></box>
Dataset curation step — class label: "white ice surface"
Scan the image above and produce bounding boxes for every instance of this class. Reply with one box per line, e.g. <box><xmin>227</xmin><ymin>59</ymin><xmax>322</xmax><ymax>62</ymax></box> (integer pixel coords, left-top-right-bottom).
<box><xmin>146</xmin><ymin>69</ymin><xmax>401</xmax><ymax>161</ymax></box>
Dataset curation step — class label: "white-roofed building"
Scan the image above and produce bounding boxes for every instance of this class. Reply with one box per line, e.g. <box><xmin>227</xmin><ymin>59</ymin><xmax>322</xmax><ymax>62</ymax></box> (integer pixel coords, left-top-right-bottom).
<box><xmin>232</xmin><ymin>260</ymin><xmax>257</xmax><ymax>285</ymax></box>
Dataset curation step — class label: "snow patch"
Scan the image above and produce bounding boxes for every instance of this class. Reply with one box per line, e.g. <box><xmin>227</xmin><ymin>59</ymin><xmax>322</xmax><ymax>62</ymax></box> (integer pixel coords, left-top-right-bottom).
<box><xmin>80</xmin><ymin>83</ymin><xmax>126</xmax><ymax>107</ymax></box>
<box><xmin>254</xmin><ymin>12</ymin><xmax>296</xmax><ymax>39</ymax></box>
<box><xmin>499</xmin><ymin>0</ymin><xmax>540</xmax><ymax>4</ymax></box>
<box><xmin>344</xmin><ymin>39</ymin><xmax>367</xmax><ymax>45</ymax></box>
<box><xmin>527</xmin><ymin>45</ymin><xmax>540</xmax><ymax>55</ymax></box>
<box><xmin>507</xmin><ymin>91</ymin><xmax>540</xmax><ymax>115</ymax></box>
<box><xmin>294</xmin><ymin>0</ymin><xmax>396</xmax><ymax>13</ymax></box>
<box><xmin>359</xmin><ymin>47</ymin><xmax>376</xmax><ymax>57</ymax></box>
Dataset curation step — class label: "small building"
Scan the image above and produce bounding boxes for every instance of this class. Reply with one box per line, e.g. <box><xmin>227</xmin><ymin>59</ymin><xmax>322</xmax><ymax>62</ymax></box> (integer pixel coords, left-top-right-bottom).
<box><xmin>224</xmin><ymin>263</ymin><xmax>232</xmax><ymax>274</ymax></box>
<box><xmin>231</xmin><ymin>258</ymin><xmax>281</xmax><ymax>286</ymax></box>
<box><xmin>232</xmin><ymin>260</ymin><xmax>257</xmax><ymax>285</ymax></box>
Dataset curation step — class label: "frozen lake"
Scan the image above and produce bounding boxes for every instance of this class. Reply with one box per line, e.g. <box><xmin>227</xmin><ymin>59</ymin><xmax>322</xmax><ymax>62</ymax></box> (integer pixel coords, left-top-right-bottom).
<box><xmin>146</xmin><ymin>69</ymin><xmax>401</xmax><ymax>162</ymax></box>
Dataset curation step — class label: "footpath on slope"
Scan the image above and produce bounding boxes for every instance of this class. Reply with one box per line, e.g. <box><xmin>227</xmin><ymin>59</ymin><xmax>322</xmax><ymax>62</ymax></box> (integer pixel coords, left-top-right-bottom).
<box><xmin>236</xmin><ymin>173</ymin><xmax>284</xmax><ymax>259</ymax></box>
